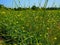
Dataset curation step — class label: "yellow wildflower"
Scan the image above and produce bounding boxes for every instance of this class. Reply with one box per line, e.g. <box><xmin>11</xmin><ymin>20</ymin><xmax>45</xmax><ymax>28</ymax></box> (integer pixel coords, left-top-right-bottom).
<box><xmin>47</xmin><ymin>27</ymin><xmax>50</xmax><ymax>30</ymax></box>
<box><xmin>40</xmin><ymin>34</ymin><xmax>42</xmax><ymax>36</ymax></box>
<box><xmin>33</xmin><ymin>11</ymin><xmax>35</xmax><ymax>12</ymax></box>
<box><xmin>35</xmin><ymin>16</ymin><xmax>39</xmax><ymax>19</ymax></box>
<box><xmin>2</xmin><ymin>11</ymin><xmax>6</xmax><ymax>14</ymax></box>
<box><xmin>17</xmin><ymin>14</ymin><xmax>22</xmax><ymax>17</ymax></box>
<box><xmin>54</xmin><ymin>37</ymin><xmax>57</xmax><ymax>40</ymax></box>
<box><xmin>47</xmin><ymin>19</ymin><xmax>50</xmax><ymax>23</ymax></box>
<box><xmin>22</xmin><ymin>26</ymin><xmax>24</xmax><ymax>29</ymax></box>
<box><xmin>15</xmin><ymin>30</ymin><xmax>18</xmax><ymax>32</ymax></box>
<box><xmin>39</xmin><ymin>43</ymin><xmax>42</xmax><ymax>45</ymax></box>
<box><xmin>16</xmin><ymin>21</ymin><xmax>18</xmax><ymax>23</ymax></box>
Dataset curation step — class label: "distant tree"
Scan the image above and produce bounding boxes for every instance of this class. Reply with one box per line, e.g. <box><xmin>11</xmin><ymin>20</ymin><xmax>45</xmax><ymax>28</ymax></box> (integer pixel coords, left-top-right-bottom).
<box><xmin>31</xmin><ymin>5</ymin><xmax>37</xmax><ymax>10</ymax></box>
<box><xmin>0</xmin><ymin>4</ymin><xmax>4</xmax><ymax>8</ymax></box>
<box><xmin>31</xmin><ymin>5</ymin><xmax>39</xmax><ymax>10</ymax></box>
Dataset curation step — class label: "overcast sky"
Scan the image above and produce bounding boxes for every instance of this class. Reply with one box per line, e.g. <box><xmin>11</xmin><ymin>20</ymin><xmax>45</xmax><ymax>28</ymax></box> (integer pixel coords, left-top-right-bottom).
<box><xmin>0</xmin><ymin>0</ymin><xmax>60</xmax><ymax>8</ymax></box>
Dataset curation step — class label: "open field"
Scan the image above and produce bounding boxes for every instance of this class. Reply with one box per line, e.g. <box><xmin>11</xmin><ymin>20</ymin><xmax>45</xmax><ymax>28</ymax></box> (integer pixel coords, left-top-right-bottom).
<box><xmin>0</xmin><ymin>9</ymin><xmax>60</xmax><ymax>45</ymax></box>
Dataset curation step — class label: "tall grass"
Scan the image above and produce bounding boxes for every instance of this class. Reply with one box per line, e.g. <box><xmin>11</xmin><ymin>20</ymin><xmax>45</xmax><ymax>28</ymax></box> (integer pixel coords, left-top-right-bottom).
<box><xmin>0</xmin><ymin>0</ymin><xmax>60</xmax><ymax>45</ymax></box>
<box><xmin>13</xmin><ymin>0</ymin><xmax>49</xmax><ymax>8</ymax></box>
<box><xmin>44</xmin><ymin>0</ymin><xmax>48</xmax><ymax>8</ymax></box>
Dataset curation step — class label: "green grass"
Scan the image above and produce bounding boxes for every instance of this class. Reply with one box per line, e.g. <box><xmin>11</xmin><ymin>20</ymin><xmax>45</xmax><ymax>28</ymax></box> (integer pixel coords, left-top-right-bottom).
<box><xmin>0</xmin><ymin>9</ymin><xmax>60</xmax><ymax>45</ymax></box>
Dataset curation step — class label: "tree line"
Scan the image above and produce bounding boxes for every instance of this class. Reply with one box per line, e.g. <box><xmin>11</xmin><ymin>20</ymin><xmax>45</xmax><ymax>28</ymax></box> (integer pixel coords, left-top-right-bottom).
<box><xmin>0</xmin><ymin>4</ymin><xmax>60</xmax><ymax>11</ymax></box>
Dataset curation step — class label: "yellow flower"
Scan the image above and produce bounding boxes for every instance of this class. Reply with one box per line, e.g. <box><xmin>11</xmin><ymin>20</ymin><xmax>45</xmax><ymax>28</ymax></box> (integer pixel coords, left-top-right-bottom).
<box><xmin>48</xmin><ymin>14</ymin><xmax>50</xmax><ymax>16</ymax></box>
<box><xmin>40</xmin><ymin>34</ymin><xmax>42</xmax><ymax>36</ymax></box>
<box><xmin>35</xmin><ymin>16</ymin><xmax>39</xmax><ymax>19</ymax></box>
<box><xmin>23</xmin><ymin>30</ymin><xmax>26</xmax><ymax>32</ymax></box>
<box><xmin>53</xmin><ymin>22</ymin><xmax>56</xmax><ymax>25</ymax></box>
<box><xmin>15</xmin><ymin>30</ymin><xmax>18</xmax><ymax>32</ymax></box>
<box><xmin>54</xmin><ymin>37</ymin><xmax>57</xmax><ymax>40</ymax></box>
<box><xmin>14</xmin><ymin>44</ymin><xmax>17</xmax><ymax>45</ymax></box>
<box><xmin>33</xmin><ymin>10</ymin><xmax>35</xmax><ymax>12</ymax></box>
<box><xmin>16</xmin><ymin>21</ymin><xmax>18</xmax><ymax>23</ymax></box>
<box><xmin>17</xmin><ymin>14</ymin><xmax>22</xmax><ymax>17</ymax></box>
<box><xmin>44</xmin><ymin>33</ymin><xmax>48</xmax><ymax>38</ymax></box>
<box><xmin>47</xmin><ymin>19</ymin><xmax>50</xmax><ymax>23</ymax></box>
<box><xmin>47</xmin><ymin>27</ymin><xmax>50</xmax><ymax>30</ymax></box>
<box><xmin>57</xmin><ymin>16</ymin><xmax>59</xmax><ymax>18</ymax></box>
<box><xmin>2</xmin><ymin>11</ymin><xmax>6</xmax><ymax>14</ymax></box>
<box><xmin>22</xmin><ymin>26</ymin><xmax>24</xmax><ymax>29</ymax></box>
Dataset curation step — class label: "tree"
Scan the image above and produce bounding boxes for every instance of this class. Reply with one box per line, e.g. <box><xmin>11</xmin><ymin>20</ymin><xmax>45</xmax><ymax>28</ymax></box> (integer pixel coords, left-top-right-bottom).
<box><xmin>0</xmin><ymin>4</ymin><xmax>4</xmax><ymax>8</ymax></box>
<box><xmin>31</xmin><ymin>5</ymin><xmax>39</xmax><ymax>10</ymax></box>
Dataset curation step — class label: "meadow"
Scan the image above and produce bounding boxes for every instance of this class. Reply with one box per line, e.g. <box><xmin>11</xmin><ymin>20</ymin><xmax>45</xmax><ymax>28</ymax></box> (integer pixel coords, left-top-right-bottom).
<box><xmin>0</xmin><ymin>8</ymin><xmax>60</xmax><ymax>45</ymax></box>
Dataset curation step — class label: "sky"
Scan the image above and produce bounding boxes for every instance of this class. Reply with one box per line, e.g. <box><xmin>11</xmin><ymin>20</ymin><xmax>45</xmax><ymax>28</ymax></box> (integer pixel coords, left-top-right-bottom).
<box><xmin>0</xmin><ymin>0</ymin><xmax>60</xmax><ymax>8</ymax></box>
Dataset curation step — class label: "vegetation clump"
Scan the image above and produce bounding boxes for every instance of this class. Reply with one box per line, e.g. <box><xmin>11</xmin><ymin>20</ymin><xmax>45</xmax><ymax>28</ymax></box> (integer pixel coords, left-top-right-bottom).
<box><xmin>0</xmin><ymin>5</ymin><xmax>60</xmax><ymax>45</ymax></box>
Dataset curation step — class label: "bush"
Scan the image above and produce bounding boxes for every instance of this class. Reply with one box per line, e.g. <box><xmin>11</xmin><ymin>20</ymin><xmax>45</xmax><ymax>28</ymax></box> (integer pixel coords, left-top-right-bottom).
<box><xmin>0</xmin><ymin>9</ymin><xmax>60</xmax><ymax>45</ymax></box>
<box><xmin>31</xmin><ymin>5</ymin><xmax>39</xmax><ymax>10</ymax></box>
<box><xmin>0</xmin><ymin>4</ymin><xmax>3</xmax><ymax>8</ymax></box>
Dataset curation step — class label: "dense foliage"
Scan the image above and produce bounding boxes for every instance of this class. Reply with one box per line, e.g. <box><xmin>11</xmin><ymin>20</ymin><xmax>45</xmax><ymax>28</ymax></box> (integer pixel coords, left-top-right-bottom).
<box><xmin>0</xmin><ymin>8</ymin><xmax>60</xmax><ymax>45</ymax></box>
<box><xmin>0</xmin><ymin>4</ymin><xmax>60</xmax><ymax>10</ymax></box>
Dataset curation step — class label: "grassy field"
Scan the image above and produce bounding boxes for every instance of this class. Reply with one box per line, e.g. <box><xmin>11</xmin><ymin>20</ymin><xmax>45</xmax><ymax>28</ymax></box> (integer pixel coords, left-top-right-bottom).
<box><xmin>0</xmin><ymin>8</ymin><xmax>60</xmax><ymax>45</ymax></box>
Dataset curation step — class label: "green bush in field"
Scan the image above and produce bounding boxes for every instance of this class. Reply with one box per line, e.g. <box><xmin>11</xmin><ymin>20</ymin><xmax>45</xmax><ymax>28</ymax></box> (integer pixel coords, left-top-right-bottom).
<box><xmin>0</xmin><ymin>9</ymin><xmax>60</xmax><ymax>45</ymax></box>
<box><xmin>31</xmin><ymin>5</ymin><xmax>39</xmax><ymax>10</ymax></box>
